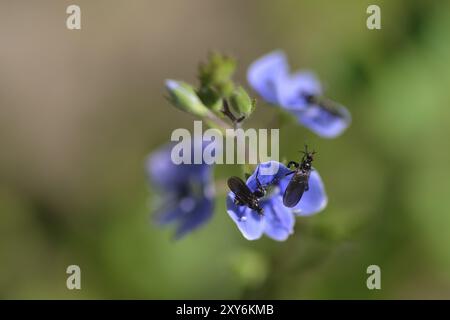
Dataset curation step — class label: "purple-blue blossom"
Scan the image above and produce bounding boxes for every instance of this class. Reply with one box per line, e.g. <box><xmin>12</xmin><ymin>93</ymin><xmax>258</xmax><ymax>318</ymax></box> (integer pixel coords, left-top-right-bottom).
<box><xmin>146</xmin><ymin>142</ymin><xmax>215</xmax><ymax>238</ymax></box>
<box><xmin>247</xmin><ymin>50</ymin><xmax>351</xmax><ymax>138</ymax></box>
<box><xmin>226</xmin><ymin>161</ymin><xmax>327</xmax><ymax>241</ymax></box>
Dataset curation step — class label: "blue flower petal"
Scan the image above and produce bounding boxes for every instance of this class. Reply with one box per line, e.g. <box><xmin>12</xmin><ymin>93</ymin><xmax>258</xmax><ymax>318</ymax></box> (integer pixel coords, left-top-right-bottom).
<box><xmin>262</xmin><ymin>196</ymin><xmax>295</xmax><ymax>241</ymax></box>
<box><xmin>147</xmin><ymin>140</ymin><xmax>216</xmax><ymax>239</ymax></box>
<box><xmin>174</xmin><ymin>197</ymin><xmax>214</xmax><ymax>239</ymax></box>
<box><xmin>277</xmin><ymin>72</ymin><xmax>322</xmax><ymax>110</ymax></box>
<box><xmin>292</xmin><ymin>104</ymin><xmax>351</xmax><ymax>138</ymax></box>
<box><xmin>147</xmin><ymin>143</ymin><xmax>211</xmax><ymax>190</ymax></box>
<box><xmin>294</xmin><ymin>170</ymin><xmax>327</xmax><ymax>215</ymax></box>
<box><xmin>154</xmin><ymin>196</ymin><xmax>185</xmax><ymax>225</ymax></box>
<box><xmin>247</xmin><ymin>50</ymin><xmax>288</xmax><ymax>105</ymax></box>
<box><xmin>147</xmin><ymin>145</ymin><xmax>180</xmax><ymax>189</ymax></box>
<box><xmin>246</xmin><ymin>161</ymin><xmax>291</xmax><ymax>191</ymax></box>
<box><xmin>227</xmin><ymin>194</ymin><xmax>264</xmax><ymax>240</ymax></box>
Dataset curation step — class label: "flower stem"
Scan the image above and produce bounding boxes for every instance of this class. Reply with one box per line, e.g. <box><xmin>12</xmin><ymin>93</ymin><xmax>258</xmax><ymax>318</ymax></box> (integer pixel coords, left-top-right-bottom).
<box><xmin>204</xmin><ymin>110</ymin><xmax>232</xmax><ymax>130</ymax></box>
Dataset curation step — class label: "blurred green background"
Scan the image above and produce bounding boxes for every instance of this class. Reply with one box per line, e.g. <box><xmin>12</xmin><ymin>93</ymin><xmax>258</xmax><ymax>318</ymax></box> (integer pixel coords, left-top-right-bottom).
<box><xmin>1</xmin><ymin>0</ymin><xmax>450</xmax><ymax>299</ymax></box>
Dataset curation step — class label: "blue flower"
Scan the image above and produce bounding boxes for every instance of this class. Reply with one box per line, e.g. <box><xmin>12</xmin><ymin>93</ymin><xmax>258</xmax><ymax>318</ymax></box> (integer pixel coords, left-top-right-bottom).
<box><xmin>146</xmin><ymin>142</ymin><xmax>215</xmax><ymax>239</ymax></box>
<box><xmin>226</xmin><ymin>161</ymin><xmax>327</xmax><ymax>241</ymax></box>
<box><xmin>247</xmin><ymin>50</ymin><xmax>351</xmax><ymax>138</ymax></box>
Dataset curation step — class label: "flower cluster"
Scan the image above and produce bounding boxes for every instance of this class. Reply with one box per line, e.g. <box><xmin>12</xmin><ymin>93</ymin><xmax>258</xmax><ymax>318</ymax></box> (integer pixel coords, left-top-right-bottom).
<box><xmin>146</xmin><ymin>51</ymin><xmax>350</xmax><ymax>240</ymax></box>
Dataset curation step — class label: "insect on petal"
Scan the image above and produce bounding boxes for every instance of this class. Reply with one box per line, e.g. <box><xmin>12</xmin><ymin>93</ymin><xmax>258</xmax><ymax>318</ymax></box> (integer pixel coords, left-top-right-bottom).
<box><xmin>226</xmin><ymin>194</ymin><xmax>265</xmax><ymax>240</ymax></box>
<box><xmin>291</xmin><ymin>170</ymin><xmax>328</xmax><ymax>216</ymax></box>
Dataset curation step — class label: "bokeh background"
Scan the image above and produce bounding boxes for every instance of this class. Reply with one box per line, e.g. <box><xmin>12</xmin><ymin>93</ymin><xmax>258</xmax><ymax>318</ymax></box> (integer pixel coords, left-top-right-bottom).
<box><xmin>1</xmin><ymin>0</ymin><xmax>450</xmax><ymax>299</ymax></box>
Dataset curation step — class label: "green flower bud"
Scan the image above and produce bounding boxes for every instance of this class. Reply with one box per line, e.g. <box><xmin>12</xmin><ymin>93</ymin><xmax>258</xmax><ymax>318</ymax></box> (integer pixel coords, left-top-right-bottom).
<box><xmin>198</xmin><ymin>53</ymin><xmax>236</xmax><ymax>91</ymax></box>
<box><xmin>216</xmin><ymin>80</ymin><xmax>235</xmax><ymax>98</ymax></box>
<box><xmin>229</xmin><ymin>86</ymin><xmax>255</xmax><ymax>117</ymax></box>
<box><xmin>197</xmin><ymin>86</ymin><xmax>221</xmax><ymax>110</ymax></box>
<box><xmin>165</xmin><ymin>80</ymin><xmax>209</xmax><ymax>117</ymax></box>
